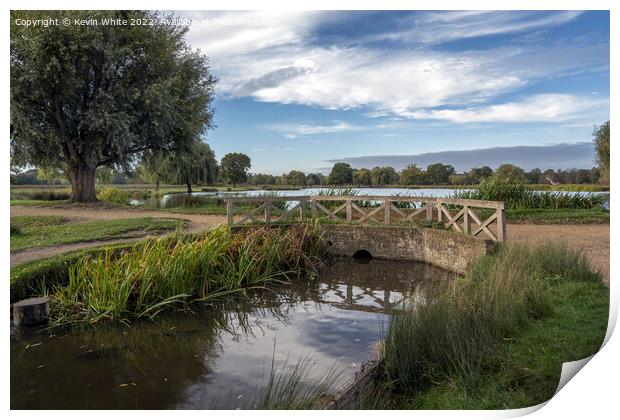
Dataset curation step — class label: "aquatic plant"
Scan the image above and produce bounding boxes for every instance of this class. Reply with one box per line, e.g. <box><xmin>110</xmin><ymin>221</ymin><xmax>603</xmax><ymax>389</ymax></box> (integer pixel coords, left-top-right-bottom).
<box><xmin>453</xmin><ymin>177</ymin><xmax>605</xmax><ymax>210</ymax></box>
<box><xmin>250</xmin><ymin>352</ymin><xmax>342</xmax><ymax>409</ymax></box>
<box><xmin>50</xmin><ymin>224</ymin><xmax>329</xmax><ymax>324</ymax></box>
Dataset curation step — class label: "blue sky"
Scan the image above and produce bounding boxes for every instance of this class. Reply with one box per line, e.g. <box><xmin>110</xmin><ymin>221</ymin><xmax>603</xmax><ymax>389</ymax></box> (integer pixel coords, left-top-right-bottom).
<box><xmin>181</xmin><ymin>11</ymin><xmax>609</xmax><ymax>174</ymax></box>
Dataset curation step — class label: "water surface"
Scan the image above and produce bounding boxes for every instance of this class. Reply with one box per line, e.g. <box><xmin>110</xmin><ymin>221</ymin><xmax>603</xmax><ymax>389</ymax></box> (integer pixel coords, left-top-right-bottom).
<box><xmin>11</xmin><ymin>258</ymin><xmax>454</xmax><ymax>409</ymax></box>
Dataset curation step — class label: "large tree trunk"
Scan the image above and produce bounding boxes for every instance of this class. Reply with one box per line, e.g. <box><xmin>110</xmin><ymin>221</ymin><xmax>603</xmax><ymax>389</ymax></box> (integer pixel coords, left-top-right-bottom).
<box><xmin>68</xmin><ymin>163</ymin><xmax>97</xmax><ymax>202</ymax></box>
<box><xmin>186</xmin><ymin>176</ymin><xmax>192</xmax><ymax>194</ymax></box>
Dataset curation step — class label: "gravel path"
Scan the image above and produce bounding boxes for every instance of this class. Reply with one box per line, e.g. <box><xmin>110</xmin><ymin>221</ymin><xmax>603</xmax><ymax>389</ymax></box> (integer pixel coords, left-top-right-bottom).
<box><xmin>11</xmin><ymin>206</ymin><xmax>610</xmax><ymax>284</ymax></box>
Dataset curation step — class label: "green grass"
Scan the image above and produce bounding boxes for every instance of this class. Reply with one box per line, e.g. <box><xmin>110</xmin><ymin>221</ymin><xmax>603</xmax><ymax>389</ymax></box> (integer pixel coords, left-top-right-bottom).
<box><xmin>506</xmin><ymin>208</ymin><xmax>610</xmax><ymax>224</ymax></box>
<box><xmin>10</xmin><ymin>216</ymin><xmax>185</xmax><ymax>251</ymax></box>
<box><xmin>405</xmin><ymin>281</ymin><xmax>609</xmax><ymax>409</ymax></box>
<box><xmin>10</xmin><ymin>199</ymin><xmax>68</xmax><ymax>206</ymax></box>
<box><xmin>47</xmin><ymin>224</ymin><xmax>329</xmax><ymax>324</ymax></box>
<box><xmin>370</xmin><ymin>242</ymin><xmax>608</xmax><ymax>410</ymax></box>
<box><xmin>11</xmin><ymin>215</ymin><xmax>66</xmax><ymax>228</ymax></box>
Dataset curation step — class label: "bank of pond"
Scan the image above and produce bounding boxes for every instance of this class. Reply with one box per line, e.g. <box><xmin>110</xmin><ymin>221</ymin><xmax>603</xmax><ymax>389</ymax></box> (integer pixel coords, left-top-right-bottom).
<box><xmin>10</xmin><ymin>225</ymin><xmax>609</xmax><ymax>409</ymax></box>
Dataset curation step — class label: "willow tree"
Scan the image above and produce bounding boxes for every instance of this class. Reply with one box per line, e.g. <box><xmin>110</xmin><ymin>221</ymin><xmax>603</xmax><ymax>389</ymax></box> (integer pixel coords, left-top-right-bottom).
<box><xmin>164</xmin><ymin>142</ymin><xmax>218</xmax><ymax>193</ymax></box>
<box><xmin>10</xmin><ymin>10</ymin><xmax>216</xmax><ymax>201</ymax></box>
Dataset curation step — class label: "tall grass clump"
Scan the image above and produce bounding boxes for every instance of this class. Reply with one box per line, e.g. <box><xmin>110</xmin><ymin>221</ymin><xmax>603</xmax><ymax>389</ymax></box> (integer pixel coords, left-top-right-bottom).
<box><xmin>255</xmin><ymin>191</ymin><xmax>288</xmax><ymax>211</ymax></box>
<box><xmin>453</xmin><ymin>177</ymin><xmax>605</xmax><ymax>209</ymax></box>
<box><xmin>247</xmin><ymin>352</ymin><xmax>342</xmax><ymax>409</ymax></box>
<box><xmin>380</xmin><ymin>242</ymin><xmax>601</xmax><ymax>394</ymax></box>
<box><xmin>50</xmin><ymin>224</ymin><xmax>329</xmax><ymax>324</ymax></box>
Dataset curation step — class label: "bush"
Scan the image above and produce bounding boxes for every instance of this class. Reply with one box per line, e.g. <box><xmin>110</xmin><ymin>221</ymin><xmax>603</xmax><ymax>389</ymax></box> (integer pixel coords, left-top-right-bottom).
<box><xmin>97</xmin><ymin>187</ymin><xmax>131</xmax><ymax>205</ymax></box>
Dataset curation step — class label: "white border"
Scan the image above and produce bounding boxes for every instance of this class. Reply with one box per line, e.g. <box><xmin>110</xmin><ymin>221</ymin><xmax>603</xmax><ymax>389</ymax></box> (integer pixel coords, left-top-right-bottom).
<box><xmin>2</xmin><ymin>2</ymin><xmax>616</xmax><ymax>420</ymax></box>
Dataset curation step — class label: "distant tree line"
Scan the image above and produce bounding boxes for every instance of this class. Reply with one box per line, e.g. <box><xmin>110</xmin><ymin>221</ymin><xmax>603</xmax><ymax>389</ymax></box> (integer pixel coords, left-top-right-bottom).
<box><xmin>237</xmin><ymin>163</ymin><xmax>603</xmax><ymax>187</ymax></box>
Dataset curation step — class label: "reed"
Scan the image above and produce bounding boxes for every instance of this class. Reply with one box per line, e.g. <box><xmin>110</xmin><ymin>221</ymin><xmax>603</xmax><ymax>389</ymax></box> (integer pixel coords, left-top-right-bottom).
<box><xmin>50</xmin><ymin>224</ymin><xmax>329</xmax><ymax>324</ymax></box>
<box><xmin>250</xmin><ymin>352</ymin><xmax>342</xmax><ymax>409</ymax></box>
<box><xmin>453</xmin><ymin>178</ymin><xmax>605</xmax><ymax>209</ymax></box>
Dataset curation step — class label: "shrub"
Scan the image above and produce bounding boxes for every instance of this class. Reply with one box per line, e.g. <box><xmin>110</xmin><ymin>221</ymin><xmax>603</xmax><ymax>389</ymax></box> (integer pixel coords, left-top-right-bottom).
<box><xmin>97</xmin><ymin>187</ymin><xmax>131</xmax><ymax>205</ymax></box>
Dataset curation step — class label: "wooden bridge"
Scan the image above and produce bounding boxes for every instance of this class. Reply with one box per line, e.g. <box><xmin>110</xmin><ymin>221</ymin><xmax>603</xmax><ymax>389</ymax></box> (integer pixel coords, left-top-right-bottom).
<box><xmin>224</xmin><ymin>195</ymin><xmax>507</xmax><ymax>242</ymax></box>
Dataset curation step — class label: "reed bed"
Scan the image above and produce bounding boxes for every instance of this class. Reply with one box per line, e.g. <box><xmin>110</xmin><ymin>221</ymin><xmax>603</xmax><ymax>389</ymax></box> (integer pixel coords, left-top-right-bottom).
<box><xmin>50</xmin><ymin>224</ymin><xmax>329</xmax><ymax>324</ymax></box>
<box><xmin>380</xmin><ymin>242</ymin><xmax>601</xmax><ymax>395</ymax></box>
<box><xmin>453</xmin><ymin>178</ymin><xmax>605</xmax><ymax>210</ymax></box>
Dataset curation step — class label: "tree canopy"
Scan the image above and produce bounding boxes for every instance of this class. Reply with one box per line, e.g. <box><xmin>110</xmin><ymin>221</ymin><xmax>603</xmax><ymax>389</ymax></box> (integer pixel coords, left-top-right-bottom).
<box><xmin>10</xmin><ymin>10</ymin><xmax>216</xmax><ymax>201</ymax></box>
<box><xmin>594</xmin><ymin>121</ymin><xmax>610</xmax><ymax>184</ymax></box>
<box><xmin>220</xmin><ymin>153</ymin><xmax>251</xmax><ymax>186</ymax></box>
<box><xmin>329</xmin><ymin>163</ymin><xmax>353</xmax><ymax>185</ymax></box>
<box><xmin>494</xmin><ymin>164</ymin><xmax>526</xmax><ymax>182</ymax></box>
<box><xmin>162</xmin><ymin>143</ymin><xmax>218</xmax><ymax>193</ymax></box>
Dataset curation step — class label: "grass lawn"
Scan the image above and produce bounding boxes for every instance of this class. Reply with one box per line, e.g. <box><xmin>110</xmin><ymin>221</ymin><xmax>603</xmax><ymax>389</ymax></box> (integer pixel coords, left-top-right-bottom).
<box><xmin>506</xmin><ymin>208</ymin><xmax>609</xmax><ymax>224</ymax></box>
<box><xmin>10</xmin><ymin>216</ymin><xmax>186</xmax><ymax>251</ymax></box>
<box><xmin>404</xmin><ymin>281</ymin><xmax>609</xmax><ymax>409</ymax></box>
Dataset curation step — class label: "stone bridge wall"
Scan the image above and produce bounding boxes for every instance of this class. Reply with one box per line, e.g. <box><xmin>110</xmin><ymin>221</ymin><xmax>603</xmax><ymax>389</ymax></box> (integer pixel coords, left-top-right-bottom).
<box><xmin>324</xmin><ymin>225</ymin><xmax>494</xmax><ymax>274</ymax></box>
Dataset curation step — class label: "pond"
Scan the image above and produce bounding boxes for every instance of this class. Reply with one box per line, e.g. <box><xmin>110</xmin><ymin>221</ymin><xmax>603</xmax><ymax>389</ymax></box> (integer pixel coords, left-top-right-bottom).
<box><xmin>130</xmin><ymin>187</ymin><xmax>610</xmax><ymax>209</ymax></box>
<box><xmin>10</xmin><ymin>258</ymin><xmax>455</xmax><ymax>409</ymax></box>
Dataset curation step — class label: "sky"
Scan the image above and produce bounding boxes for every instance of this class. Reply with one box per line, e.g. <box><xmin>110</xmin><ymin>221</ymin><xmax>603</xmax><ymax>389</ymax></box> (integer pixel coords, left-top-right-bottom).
<box><xmin>179</xmin><ymin>10</ymin><xmax>610</xmax><ymax>174</ymax></box>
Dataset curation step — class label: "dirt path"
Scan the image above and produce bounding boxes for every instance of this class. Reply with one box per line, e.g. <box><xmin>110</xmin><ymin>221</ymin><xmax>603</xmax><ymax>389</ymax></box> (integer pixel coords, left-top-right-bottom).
<box><xmin>10</xmin><ymin>206</ymin><xmax>227</xmax><ymax>267</ymax></box>
<box><xmin>508</xmin><ymin>224</ymin><xmax>610</xmax><ymax>285</ymax></box>
<box><xmin>10</xmin><ymin>237</ymin><xmax>146</xmax><ymax>267</ymax></box>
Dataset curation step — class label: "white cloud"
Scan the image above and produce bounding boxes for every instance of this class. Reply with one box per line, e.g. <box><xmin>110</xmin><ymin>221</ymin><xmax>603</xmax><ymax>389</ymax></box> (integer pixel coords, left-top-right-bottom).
<box><xmin>181</xmin><ymin>11</ymin><xmax>607</xmax><ymax>122</ymax></box>
<box><xmin>402</xmin><ymin>94</ymin><xmax>608</xmax><ymax>123</ymax></box>
<box><xmin>269</xmin><ymin>120</ymin><xmax>364</xmax><ymax>138</ymax></box>
<box><xmin>371</xmin><ymin>11</ymin><xmax>583</xmax><ymax>44</ymax></box>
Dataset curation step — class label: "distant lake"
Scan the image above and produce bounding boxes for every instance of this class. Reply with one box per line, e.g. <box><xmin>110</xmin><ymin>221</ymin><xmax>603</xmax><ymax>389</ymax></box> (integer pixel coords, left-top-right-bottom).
<box><xmin>130</xmin><ymin>187</ymin><xmax>610</xmax><ymax>210</ymax></box>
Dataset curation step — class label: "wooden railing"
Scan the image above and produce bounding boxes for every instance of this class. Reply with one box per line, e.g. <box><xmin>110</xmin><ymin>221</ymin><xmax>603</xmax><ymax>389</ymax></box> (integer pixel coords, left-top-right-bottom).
<box><xmin>224</xmin><ymin>195</ymin><xmax>507</xmax><ymax>242</ymax></box>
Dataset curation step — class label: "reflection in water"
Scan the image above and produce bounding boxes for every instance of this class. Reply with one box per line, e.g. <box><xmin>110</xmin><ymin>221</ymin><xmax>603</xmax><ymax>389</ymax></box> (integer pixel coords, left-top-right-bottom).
<box><xmin>11</xmin><ymin>258</ymin><xmax>455</xmax><ymax>409</ymax></box>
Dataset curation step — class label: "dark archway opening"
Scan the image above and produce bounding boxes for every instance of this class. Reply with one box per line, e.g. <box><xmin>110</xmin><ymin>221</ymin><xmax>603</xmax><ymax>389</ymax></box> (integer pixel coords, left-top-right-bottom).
<box><xmin>352</xmin><ymin>249</ymin><xmax>373</xmax><ymax>264</ymax></box>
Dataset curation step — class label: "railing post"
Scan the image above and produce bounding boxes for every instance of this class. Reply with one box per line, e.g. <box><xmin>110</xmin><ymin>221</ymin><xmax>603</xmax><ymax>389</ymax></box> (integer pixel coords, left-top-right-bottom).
<box><xmin>300</xmin><ymin>199</ymin><xmax>307</xmax><ymax>222</ymax></box>
<box><xmin>264</xmin><ymin>201</ymin><xmax>271</xmax><ymax>223</ymax></box>
<box><xmin>311</xmin><ymin>199</ymin><xmax>317</xmax><ymax>222</ymax></box>
<box><xmin>437</xmin><ymin>202</ymin><xmax>443</xmax><ymax>222</ymax></box>
<box><xmin>463</xmin><ymin>205</ymin><xmax>470</xmax><ymax>234</ymax></box>
<box><xmin>384</xmin><ymin>199</ymin><xmax>392</xmax><ymax>225</ymax></box>
<box><xmin>497</xmin><ymin>204</ymin><xmax>506</xmax><ymax>242</ymax></box>
<box><xmin>226</xmin><ymin>200</ymin><xmax>234</xmax><ymax>226</ymax></box>
<box><xmin>346</xmin><ymin>199</ymin><xmax>352</xmax><ymax>222</ymax></box>
<box><xmin>426</xmin><ymin>200</ymin><xmax>434</xmax><ymax>221</ymax></box>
